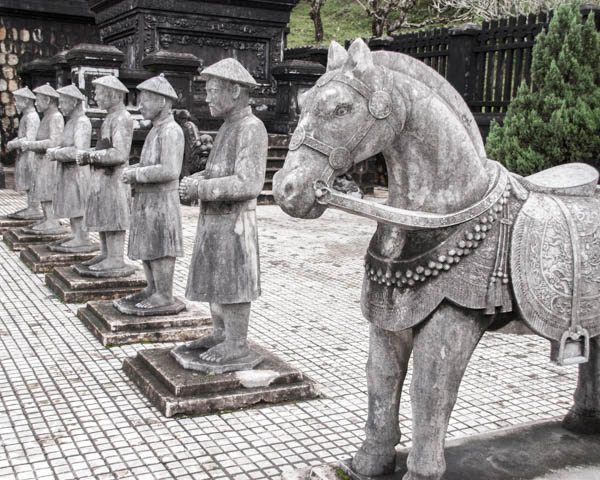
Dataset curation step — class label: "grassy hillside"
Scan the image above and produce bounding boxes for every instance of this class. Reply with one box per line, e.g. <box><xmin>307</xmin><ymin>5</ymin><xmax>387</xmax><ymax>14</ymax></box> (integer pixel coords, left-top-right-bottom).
<box><xmin>287</xmin><ymin>0</ymin><xmax>371</xmax><ymax>48</ymax></box>
<box><xmin>286</xmin><ymin>0</ymin><xmax>445</xmax><ymax>48</ymax></box>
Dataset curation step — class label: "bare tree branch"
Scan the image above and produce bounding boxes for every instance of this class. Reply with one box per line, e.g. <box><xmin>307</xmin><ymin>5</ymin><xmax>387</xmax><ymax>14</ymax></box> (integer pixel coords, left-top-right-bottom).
<box><xmin>430</xmin><ymin>0</ymin><xmax>570</xmax><ymax>21</ymax></box>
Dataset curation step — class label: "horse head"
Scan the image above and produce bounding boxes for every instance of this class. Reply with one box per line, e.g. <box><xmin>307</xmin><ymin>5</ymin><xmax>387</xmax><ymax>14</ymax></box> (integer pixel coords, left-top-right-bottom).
<box><xmin>273</xmin><ymin>39</ymin><xmax>406</xmax><ymax>219</ymax></box>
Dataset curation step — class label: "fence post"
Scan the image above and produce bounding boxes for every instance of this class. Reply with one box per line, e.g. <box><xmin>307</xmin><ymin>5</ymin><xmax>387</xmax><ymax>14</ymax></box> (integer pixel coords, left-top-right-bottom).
<box><xmin>447</xmin><ymin>23</ymin><xmax>481</xmax><ymax>102</ymax></box>
<box><xmin>580</xmin><ymin>3</ymin><xmax>600</xmax><ymax>30</ymax></box>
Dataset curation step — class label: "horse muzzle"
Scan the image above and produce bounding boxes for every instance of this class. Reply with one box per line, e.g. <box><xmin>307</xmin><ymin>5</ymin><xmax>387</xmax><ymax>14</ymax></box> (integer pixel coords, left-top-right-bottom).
<box><xmin>273</xmin><ymin>167</ymin><xmax>327</xmax><ymax>219</ymax></box>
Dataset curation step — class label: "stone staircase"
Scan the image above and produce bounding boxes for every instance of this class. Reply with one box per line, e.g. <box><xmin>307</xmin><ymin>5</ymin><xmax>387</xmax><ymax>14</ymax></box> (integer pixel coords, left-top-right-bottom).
<box><xmin>259</xmin><ymin>133</ymin><xmax>289</xmax><ymax>205</ymax></box>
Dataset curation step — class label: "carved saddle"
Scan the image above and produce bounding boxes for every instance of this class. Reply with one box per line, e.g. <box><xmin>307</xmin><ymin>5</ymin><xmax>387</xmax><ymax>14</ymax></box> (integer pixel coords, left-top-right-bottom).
<box><xmin>511</xmin><ymin>163</ymin><xmax>600</xmax><ymax>363</ymax></box>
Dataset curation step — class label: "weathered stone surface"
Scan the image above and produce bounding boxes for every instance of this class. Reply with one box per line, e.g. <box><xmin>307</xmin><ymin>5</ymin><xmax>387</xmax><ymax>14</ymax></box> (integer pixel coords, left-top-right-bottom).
<box><xmin>19</xmin><ymin>244</ymin><xmax>97</xmax><ymax>273</ymax></box>
<box><xmin>77</xmin><ymin>299</ymin><xmax>211</xmax><ymax>346</ymax></box>
<box><xmin>73</xmin><ymin>262</ymin><xmax>136</xmax><ymax>279</ymax></box>
<box><xmin>0</xmin><ymin>216</ymin><xmax>37</xmax><ymax>234</ymax></box>
<box><xmin>3</xmin><ymin>227</ymin><xmax>68</xmax><ymax>251</ymax></box>
<box><xmin>45</xmin><ymin>266</ymin><xmax>146</xmax><ymax>303</ymax></box>
<box><xmin>122</xmin><ymin>344</ymin><xmax>319</xmax><ymax>417</ymax></box>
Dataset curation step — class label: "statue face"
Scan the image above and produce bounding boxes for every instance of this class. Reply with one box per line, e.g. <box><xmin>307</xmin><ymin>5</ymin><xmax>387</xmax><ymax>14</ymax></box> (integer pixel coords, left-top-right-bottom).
<box><xmin>58</xmin><ymin>95</ymin><xmax>78</xmax><ymax>116</ymax></box>
<box><xmin>138</xmin><ymin>90</ymin><xmax>166</xmax><ymax>121</ymax></box>
<box><xmin>35</xmin><ymin>93</ymin><xmax>51</xmax><ymax>113</ymax></box>
<box><xmin>14</xmin><ymin>96</ymin><xmax>30</xmax><ymax>114</ymax></box>
<box><xmin>95</xmin><ymin>85</ymin><xmax>119</xmax><ymax>110</ymax></box>
<box><xmin>205</xmin><ymin>77</ymin><xmax>235</xmax><ymax>118</ymax></box>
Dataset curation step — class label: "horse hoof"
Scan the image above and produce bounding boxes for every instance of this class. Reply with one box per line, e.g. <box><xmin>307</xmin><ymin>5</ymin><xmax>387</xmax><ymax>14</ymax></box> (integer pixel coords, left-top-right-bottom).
<box><xmin>352</xmin><ymin>442</ymin><xmax>396</xmax><ymax>476</ymax></box>
<box><xmin>563</xmin><ymin>407</ymin><xmax>600</xmax><ymax>434</ymax></box>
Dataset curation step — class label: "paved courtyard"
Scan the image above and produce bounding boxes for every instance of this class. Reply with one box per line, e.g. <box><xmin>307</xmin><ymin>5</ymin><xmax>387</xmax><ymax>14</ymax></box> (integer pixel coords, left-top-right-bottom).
<box><xmin>0</xmin><ymin>188</ymin><xmax>580</xmax><ymax>480</ymax></box>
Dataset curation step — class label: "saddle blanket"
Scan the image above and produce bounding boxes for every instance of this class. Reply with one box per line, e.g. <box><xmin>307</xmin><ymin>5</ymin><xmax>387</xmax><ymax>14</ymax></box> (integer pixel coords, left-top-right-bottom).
<box><xmin>511</xmin><ymin>192</ymin><xmax>600</xmax><ymax>340</ymax></box>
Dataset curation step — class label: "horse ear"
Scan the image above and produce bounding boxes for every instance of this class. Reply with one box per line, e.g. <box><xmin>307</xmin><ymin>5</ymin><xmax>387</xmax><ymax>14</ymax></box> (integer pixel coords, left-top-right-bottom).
<box><xmin>326</xmin><ymin>41</ymin><xmax>348</xmax><ymax>72</ymax></box>
<box><xmin>345</xmin><ymin>38</ymin><xmax>374</xmax><ymax>76</ymax></box>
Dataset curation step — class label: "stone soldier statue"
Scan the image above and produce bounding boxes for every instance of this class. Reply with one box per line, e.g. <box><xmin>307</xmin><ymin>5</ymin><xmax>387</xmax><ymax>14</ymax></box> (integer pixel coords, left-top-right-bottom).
<box><xmin>114</xmin><ymin>74</ymin><xmax>185</xmax><ymax>314</ymax></box>
<box><xmin>20</xmin><ymin>83</ymin><xmax>65</xmax><ymax>234</ymax></box>
<box><xmin>76</xmin><ymin>75</ymin><xmax>134</xmax><ymax>276</ymax></box>
<box><xmin>178</xmin><ymin>58</ymin><xmax>268</xmax><ymax>369</ymax></box>
<box><xmin>45</xmin><ymin>84</ymin><xmax>96</xmax><ymax>253</ymax></box>
<box><xmin>5</xmin><ymin>87</ymin><xmax>41</xmax><ymax>220</ymax></box>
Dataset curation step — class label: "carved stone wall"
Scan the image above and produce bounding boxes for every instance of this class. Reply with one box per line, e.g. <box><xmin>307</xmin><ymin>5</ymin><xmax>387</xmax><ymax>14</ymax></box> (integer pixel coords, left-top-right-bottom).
<box><xmin>91</xmin><ymin>0</ymin><xmax>299</xmax><ymax>130</ymax></box>
<box><xmin>0</xmin><ymin>0</ymin><xmax>98</xmax><ymax>162</ymax></box>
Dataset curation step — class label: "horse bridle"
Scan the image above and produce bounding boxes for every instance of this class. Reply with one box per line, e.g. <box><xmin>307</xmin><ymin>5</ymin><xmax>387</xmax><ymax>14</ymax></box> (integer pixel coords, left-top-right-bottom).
<box><xmin>287</xmin><ymin>67</ymin><xmax>401</xmax><ymax>184</ymax></box>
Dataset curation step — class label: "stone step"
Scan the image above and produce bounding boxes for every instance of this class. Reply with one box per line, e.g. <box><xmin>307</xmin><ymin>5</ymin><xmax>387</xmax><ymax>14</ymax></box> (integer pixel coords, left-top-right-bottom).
<box><xmin>77</xmin><ymin>300</ymin><xmax>211</xmax><ymax>347</ymax></box>
<box><xmin>20</xmin><ymin>244</ymin><xmax>97</xmax><ymax>273</ymax></box>
<box><xmin>0</xmin><ymin>217</ymin><xmax>38</xmax><ymax>235</ymax></box>
<box><xmin>46</xmin><ymin>266</ymin><xmax>147</xmax><ymax>303</ymax></box>
<box><xmin>3</xmin><ymin>228</ymin><xmax>69</xmax><ymax>252</ymax></box>
<box><xmin>139</xmin><ymin>344</ymin><xmax>305</xmax><ymax>397</ymax></box>
<box><xmin>123</xmin><ymin>345</ymin><xmax>320</xmax><ymax>417</ymax></box>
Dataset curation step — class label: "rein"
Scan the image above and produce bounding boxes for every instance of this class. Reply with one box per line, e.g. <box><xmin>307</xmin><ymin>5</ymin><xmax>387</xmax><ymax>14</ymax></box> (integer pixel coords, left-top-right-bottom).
<box><xmin>314</xmin><ymin>161</ymin><xmax>509</xmax><ymax>230</ymax></box>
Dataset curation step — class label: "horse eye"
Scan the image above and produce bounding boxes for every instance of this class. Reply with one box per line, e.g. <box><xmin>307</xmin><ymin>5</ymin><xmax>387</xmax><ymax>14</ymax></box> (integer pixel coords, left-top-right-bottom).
<box><xmin>335</xmin><ymin>104</ymin><xmax>351</xmax><ymax>117</ymax></box>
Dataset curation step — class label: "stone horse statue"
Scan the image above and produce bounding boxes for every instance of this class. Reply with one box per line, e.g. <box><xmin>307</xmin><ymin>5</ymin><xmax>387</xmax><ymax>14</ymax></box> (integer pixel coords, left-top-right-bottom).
<box><xmin>273</xmin><ymin>38</ymin><xmax>600</xmax><ymax>480</ymax></box>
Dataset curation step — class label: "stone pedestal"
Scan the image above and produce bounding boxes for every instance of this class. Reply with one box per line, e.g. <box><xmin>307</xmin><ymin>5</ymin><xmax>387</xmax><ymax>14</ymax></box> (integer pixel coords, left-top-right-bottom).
<box><xmin>284</xmin><ymin>420</ymin><xmax>600</xmax><ymax>480</ymax></box>
<box><xmin>77</xmin><ymin>300</ymin><xmax>211</xmax><ymax>346</ymax></box>
<box><xmin>123</xmin><ymin>344</ymin><xmax>320</xmax><ymax>417</ymax></box>
<box><xmin>45</xmin><ymin>266</ymin><xmax>147</xmax><ymax>303</ymax></box>
<box><xmin>3</xmin><ymin>228</ymin><xmax>69</xmax><ymax>251</ymax></box>
<box><xmin>0</xmin><ymin>217</ymin><xmax>39</xmax><ymax>235</ymax></box>
<box><xmin>20</xmin><ymin>244</ymin><xmax>98</xmax><ymax>273</ymax></box>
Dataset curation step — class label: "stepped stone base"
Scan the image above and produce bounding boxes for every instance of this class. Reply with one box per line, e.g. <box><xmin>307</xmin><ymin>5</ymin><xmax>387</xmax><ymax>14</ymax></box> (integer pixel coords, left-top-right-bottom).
<box><xmin>20</xmin><ymin>244</ymin><xmax>97</xmax><ymax>273</ymax></box>
<box><xmin>0</xmin><ymin>216</ymin><xmax>38</xmax><ymax>234</ymax></box>
<box><xmin>123</xmin><ymin>344</ymin><xmax>320</xmax><ymax>417</ymax></box>
<box><xmin>77</xmin><ymin>299</ymin><xmax>211</xmax><ymax>346</ymax></box>
<box><xmin>3</xmin><ymin>228</ymin><xmax>68</xmax><ymax>251</ymax></box>
<box><xmin>45</xmin><ymin>266</ymin><xmax>147</xmax><ymax>303</ymax></box>
<box><xmin>284</xmin><ymin>420</ymin><xmax>600</xmax><ymax>480</ymax></box>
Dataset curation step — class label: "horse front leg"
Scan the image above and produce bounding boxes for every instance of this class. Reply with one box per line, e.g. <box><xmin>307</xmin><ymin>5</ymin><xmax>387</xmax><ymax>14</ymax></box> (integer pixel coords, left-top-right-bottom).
<box><xmin>405</xmin><ymin>303</ymin><xmax>494</xmax><ymax>480</ymax></box>
<box><xmin>563</xmin><ymin>335</ymin><xmax>600</xmax><ymax>434</ymax></box>
<box><xmin>353</xmin><ymin>323</ymin><xmax>413</xmax><ymax>476</ymax></box>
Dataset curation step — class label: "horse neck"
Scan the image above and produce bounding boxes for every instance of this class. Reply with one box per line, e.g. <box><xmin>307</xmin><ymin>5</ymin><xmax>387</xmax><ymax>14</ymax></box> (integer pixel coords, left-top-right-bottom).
<box><xmin>381</xmin><ymin>101</ymin><xmax>490</xmax><ymax>214</ymax></box>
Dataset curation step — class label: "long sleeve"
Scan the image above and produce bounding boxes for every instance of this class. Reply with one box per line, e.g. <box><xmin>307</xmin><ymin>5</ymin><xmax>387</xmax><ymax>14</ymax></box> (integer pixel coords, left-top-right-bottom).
<box><xmin>29</xmin><ymin>113</ymin><xmax>64</xmax><ymax>152</ymax></box>
<box><xmin>93</xmin><ymin>113</ymin><xmax>133</xmax><ymax>167</ymax></box>
<box><xmin>199</xmin><ymin>120</ymin><xmax>268</xmax><ymax>202</ymax></box>
<box><xmin>55</xmin><ymin>117</ymin><xmax>92</xmax><ymax>163</ymax></box>
<box><xmin>135</xmin><ymin>123</ymin><xmax>184</xmax><ymax>183</ymax></box>
<box><xmin>24</xmin><ymin>112</ymin><xmax>40</xmax><ymax>141</ymax></box>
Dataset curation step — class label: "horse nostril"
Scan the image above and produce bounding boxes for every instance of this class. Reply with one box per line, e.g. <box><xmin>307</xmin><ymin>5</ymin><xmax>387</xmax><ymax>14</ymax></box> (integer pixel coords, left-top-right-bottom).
<box><xmin>284</xmin><ymin>181</ymin><xmax>294</xmax><ymax>197</ymax></box>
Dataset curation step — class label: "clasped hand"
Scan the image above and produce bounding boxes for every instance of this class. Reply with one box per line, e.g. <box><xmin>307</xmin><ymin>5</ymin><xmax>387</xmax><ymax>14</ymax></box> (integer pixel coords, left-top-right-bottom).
<box><xmin>121</xmin><ymin>167</ymin><xmax>137</xmax><ymax>184</ymax></box>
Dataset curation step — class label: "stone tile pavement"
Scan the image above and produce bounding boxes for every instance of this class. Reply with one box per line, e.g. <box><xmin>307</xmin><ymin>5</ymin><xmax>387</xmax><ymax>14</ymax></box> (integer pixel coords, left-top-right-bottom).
<box><xmin>0</xmin><ymin>189</ymin><xmax>579</xmax><ymax>479</ymax></box>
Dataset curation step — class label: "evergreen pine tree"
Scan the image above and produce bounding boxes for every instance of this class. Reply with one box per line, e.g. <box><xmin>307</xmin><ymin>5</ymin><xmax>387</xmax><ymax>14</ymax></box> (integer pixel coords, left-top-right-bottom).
<box><xmin>486</xmin><ymin>2</ymin><xmax>600</xmax><ymax>175</ymax></box>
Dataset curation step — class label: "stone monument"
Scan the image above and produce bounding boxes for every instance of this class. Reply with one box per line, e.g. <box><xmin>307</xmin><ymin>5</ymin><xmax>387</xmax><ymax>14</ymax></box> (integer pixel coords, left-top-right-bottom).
<box><xmin>123</xmin><ymin>59</ymin><xmax>319</xmax><ymax>416</ymax></box>
<box><xmin>3</xmin><ymin>87</ymin><xmax>41</xmax><ymax>226</ymax></box>
<box><xmin>48</xmin><ymin>84</ymin><xmax>97</xmax><ymax>253</ymax></box>
<box><xmin>21</xmin><ymin>84</ymin><xmax>66</xmax><ymax>235</ymax></box>
<box><xmin>19</xmin><ymin>84</ymin><xmax>100</xmax><ymax>273</ymax></box>
<box><xmin>75</xmin><ymin>75</ymin><xmax>134</xmax><ymax>277</ymax></box>
<box><xmin>273</xmin><ymin>39</ymin><xmax>600</xmax><ymax>480</ymax></box>
<box><xmin>171</xmin><ymin>58</ymin><xmax>268</xmax><ymax>373</ymax></box>
<box><xmin>113</xmin><ymin>74</ymin><xmax>185</xmax><ymax>315</ymax></box>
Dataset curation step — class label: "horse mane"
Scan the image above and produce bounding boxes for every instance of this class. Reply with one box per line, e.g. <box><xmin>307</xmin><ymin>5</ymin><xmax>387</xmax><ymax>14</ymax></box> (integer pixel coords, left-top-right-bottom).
<box><xmin>373</xmin><ymin>51</ymin><xmax>487</xmax><ymax>162</ymax></box>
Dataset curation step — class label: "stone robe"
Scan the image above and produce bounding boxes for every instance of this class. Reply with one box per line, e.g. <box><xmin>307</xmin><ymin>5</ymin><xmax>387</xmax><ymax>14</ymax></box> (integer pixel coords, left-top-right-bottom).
<box><xmin>30</xmin><ymin>106</ymin><xmax>64</xmax><ymax>202</ymax></box>
<box><xmin>13</xmin><ymin>108</ymin><xmax>40</xmax><ymax>192</ymax></box>
<box><xmin>52</xmin><ymin>111</ymin><xmax>92</xmax><ymax>219</ymax></box>
<box><xmin>85</xmin><ymin>104</ymin><xmax>133</xmax><ymax>232</ymax></box>
<box><xmin>186</xmin><ymin>106</ymin><xmax>268</xmax><ymax>304</ymax></box>
<box><xmin>128</xmin><ymin>114</ymin><xmax>184</xmax><ymax>261</ymax></box>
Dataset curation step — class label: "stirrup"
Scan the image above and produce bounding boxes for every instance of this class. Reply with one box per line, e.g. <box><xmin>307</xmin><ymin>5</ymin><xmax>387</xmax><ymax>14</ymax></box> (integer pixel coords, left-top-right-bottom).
<box><xmin>551</xmin><ymin>327</ymin><xmax>590</xmax><ymax>366</ymax></box>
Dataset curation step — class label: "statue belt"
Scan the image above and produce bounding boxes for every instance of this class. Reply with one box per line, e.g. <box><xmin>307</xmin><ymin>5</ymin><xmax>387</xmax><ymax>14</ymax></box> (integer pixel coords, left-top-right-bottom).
<box><xmin>201</xmin><ymin>199</ymin><xmax>256</xmax><ymax>215</ymax></box>
<box><xmin>135</xmin><ymin>180</ymin><xmax>179</xmax><ymax>193</ymax></box>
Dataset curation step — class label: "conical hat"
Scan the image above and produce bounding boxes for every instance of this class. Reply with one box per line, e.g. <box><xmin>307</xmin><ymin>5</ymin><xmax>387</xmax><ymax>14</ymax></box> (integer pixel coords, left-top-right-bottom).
<box><xmin>33</xmin><ymin>83</ymin><xmax>59</xmax><ymax>98</ymax></box>
<box><xmin>57</xmin><ymin>84</ymin><xmax>86</xmax><ymax>101</ymax></box>
<box><xmin>13</xmin><ymin>86</ymin><xmax>36</xmax><ymax>100</ymax></box>
<box><xmin>92</xmin><ymin>75</ymin><xmax>129</xmax><ymax>93</ymax></box>
<box><xmin>200</xmin><ymin>58</ymin><xmax>258</xmax><ymax>87</ymax></box>
<box><xmin>137</xmin><ymin>73</ymin><xmax>178</xmax><ymax>100</ymax></box>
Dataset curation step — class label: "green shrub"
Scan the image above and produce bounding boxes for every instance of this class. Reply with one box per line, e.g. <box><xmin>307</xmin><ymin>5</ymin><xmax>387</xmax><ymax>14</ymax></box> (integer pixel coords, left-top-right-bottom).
<box><xmin>486</xmin><ymin>2</ymin><xmax>600</xmax><ymax>175</ymax></box>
